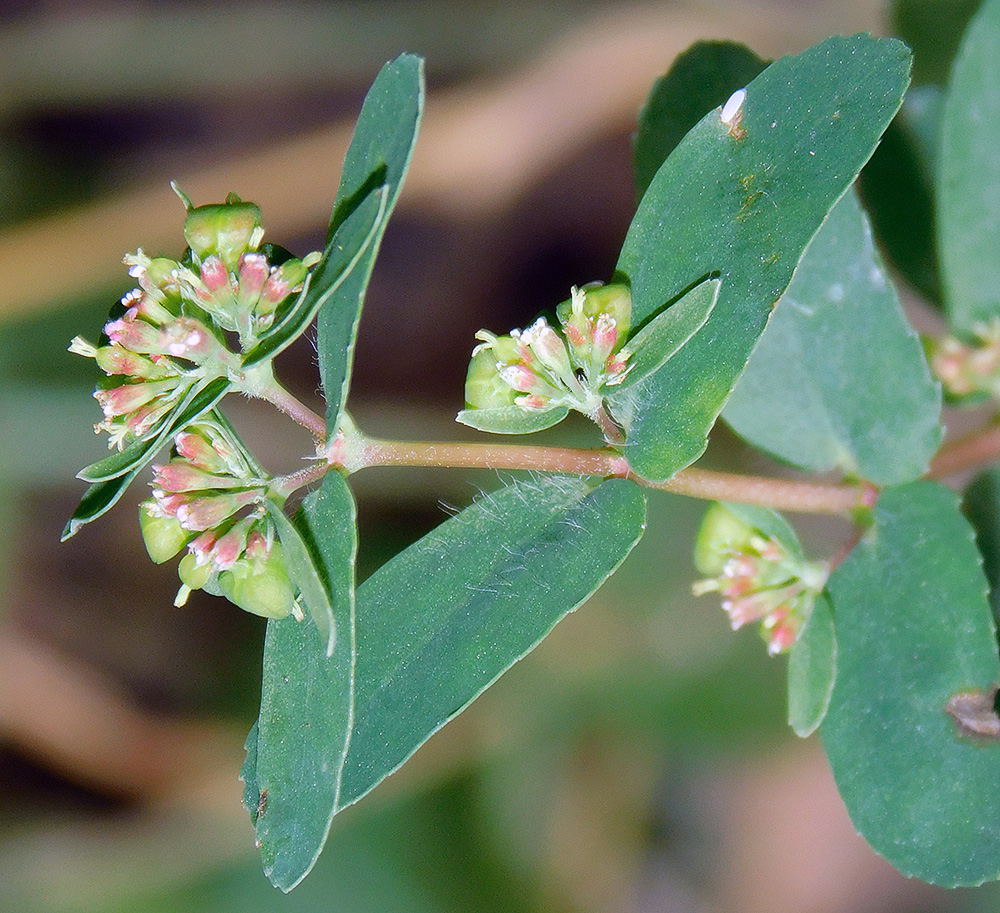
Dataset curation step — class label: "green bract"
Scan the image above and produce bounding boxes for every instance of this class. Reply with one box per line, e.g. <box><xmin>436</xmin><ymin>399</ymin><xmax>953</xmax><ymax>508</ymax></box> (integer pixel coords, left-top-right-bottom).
<box><xmin>181</xmin><ymin>194</ymin><xmax>263</xmax><ymax>271</ymax></box>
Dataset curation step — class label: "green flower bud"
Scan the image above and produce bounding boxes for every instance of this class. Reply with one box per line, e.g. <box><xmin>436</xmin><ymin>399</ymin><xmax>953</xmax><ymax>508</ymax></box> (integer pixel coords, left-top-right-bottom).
<box><xmin>218</xmin><ymin>549</ymin><xmax>295</xmax><ymax>619</ymax></box>
<box><xmin>183</xmin><ymin>198</ymin><xmax>262</xmax><ymax>272</ymax></box>
<box><xmin>143</xmin><ymin>257</ymin><xmax>183</xmax><ymax>293</ymax></box>
<box><xmin>582</xmin><ymin>283</ymin><xmax>631</xmax><ymax>342</ymax></box>
<box><xmin>464</xmin><ymin>348</ymin><xmax>518</xmax><ymax>410</ymax></box>
<box><xmin>139</xmin><ymin>504</ymin><xmax>191</xmax><ymax>563</ymax></box>
<box><xmin>556</xmin><ymin>282</ymin><xmax>632</xmax><ymax>346</ymax></box>
<box><xmin>178</xmin><ymin>551</ymin><xmax>213</xmax><ymax>590</ymax></box>
<box><xmin>692</xmin><ymin>503</ymin><xmax>756</xmax><ymax>576</ymax></box>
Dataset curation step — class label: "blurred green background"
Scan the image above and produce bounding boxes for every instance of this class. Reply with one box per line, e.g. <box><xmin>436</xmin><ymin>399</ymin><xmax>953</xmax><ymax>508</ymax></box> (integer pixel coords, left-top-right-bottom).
<box><xmin>2</xmin><ymin>1</ymin><xmax>997</xmax><ymax>911</ymax></box>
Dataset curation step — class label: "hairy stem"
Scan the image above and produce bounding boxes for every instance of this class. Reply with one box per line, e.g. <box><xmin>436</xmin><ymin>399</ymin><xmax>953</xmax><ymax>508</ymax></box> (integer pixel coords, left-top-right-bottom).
<box><xmin>358</xmin><ymin>438</ymin><xmax>624</xmax><ymax>476</ymax></box>
<box><xmin>272</xmin><ymin>461</ymin><xmax>330</xmax><ymax>498</ymax></box>
<box><xmin>646</xmin><ymin>467</ymin><xmax>876</xmax><ymax>514</ymax></box>
<box><xmin>353</xmin><ymin>437</ymin><xmax>871</xmax><ymax>514</ymax></box>
<box><xmin>255</xmin><ymin>381</ymin><xmax>327</xmax><ymax>440</ymax></box>
<box><xmin>590</xmin><ymin>404</ymin><xmax>625</xmax><ymax>444</ymax></box>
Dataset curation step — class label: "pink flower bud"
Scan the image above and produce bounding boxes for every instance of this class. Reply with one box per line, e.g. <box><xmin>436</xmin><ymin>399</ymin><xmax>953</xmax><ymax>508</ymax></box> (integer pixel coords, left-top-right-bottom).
<box><xmin>104</xmin><ymin>314</ymin><xmax>162</xmax><ymax>353</ymax></box>
<box><xmin>499</xmin><ymin>363</ymin><xmax>540</xmax><ymax>393</ymax></box>
<box><xmin>123</xmin><ymin>288</ymin><xmax>176</xmax><ymax>326</ymax></box>
<box><xmin>156</xmin><ymin>318</ymin><xmax>225</xmax><ymax>363</ymax></box>
<box><xmin>514</xmin><ymin>394</ymin><xmax>551</xmax><ymax>411</ymax></box>
<box><xmin>210</xmin><ymin>518</ymin><xmax>252</xmax><ymax>570</ymax></box>
<box><xmin>523</xmin><ymin>319</ymin><xmax>572</xmax><ymax>377</ymax></box>
<box><xmin>95</xmin><ymin>346</ymin><xmax>172</xmax><ymax>380</ymax></box>
<box><xmin>245</xmin><ymin>527</ymin><xmax>273</xmax><ymax>562</ymax></box>
<box><xmin>564</xmin><ymin>321</ymin><xmax>587</xmax><ymax>349</ymax></box>
<box><xmin>125</xmin><ymin>394</ymin><xmax>178</xmax><ymax>436</ymax></box>
<box><xmin>591</xmin><ymin>313</ymin><xmax>618</xmax><ymax>368</ymax></box>
<box><xmin>94</xmin><ymin>379</ymin><xmax>174</xmax><ymax>418</ymax></box>
<box><xmin>174</xmin><ymin>431</ymin><xmax>227</xmax><ymax>474</ymax></box>
<box><xmin>722</xmin><ymin>592</ymin><xmax>771</xmax><ymax>630</ymax></box>
<box><xmin>764</xmin><ymin>608</ymin><xmax>799</xmax><ymax>656</ymax></box>
<box><xmin>188</xmin><ymin>530</ymin><xmax>218</xmax><ymax>565</ymax></box>
<box><xmin>259</xmin><ymin>258</ymin><xmax>309</xmax><ymax>311</ymax></box>
<box><xmin>151</xmin><ymin>460</ymin><xmax>246</xmax><ymax>493</ymax></box>
<box><xmin>199</xmin><ymin>256</ymin><xmax>231</xmax><ymax>293</ymax></box>
<box><xmin>151</xmin><ymin>491</ymin><xmax>187</xmax><ymax>519</ymax></box>
<box><xmin>175</xmin><ymin>489</ymin><xmax>261</xmax><ymax>531</ymax></box>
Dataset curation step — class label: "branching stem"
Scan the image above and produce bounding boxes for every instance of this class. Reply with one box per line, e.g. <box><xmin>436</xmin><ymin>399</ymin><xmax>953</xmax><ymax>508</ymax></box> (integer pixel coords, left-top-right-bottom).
<box><xmin>254</xmin><ymin>380</ymin><xmax>327</xmax><ymax>440</ymax></box>
<box><xmin>927</xmin><ymin>420</ymin><xmax>1000</xmax><ymax>479</ymax></box>
<box><xmin>261</xmin><ymin>386</ymin><xmax>1000</xmax><ymax>515</ymax></box>
<box><xmin>354</xmin><ymin>437</ymin><xmax>872</xmax><ymax>514</ymax></box>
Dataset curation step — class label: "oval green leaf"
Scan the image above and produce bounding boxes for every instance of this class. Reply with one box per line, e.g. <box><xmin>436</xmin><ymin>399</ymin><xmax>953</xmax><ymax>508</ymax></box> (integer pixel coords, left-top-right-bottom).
<box><xmin>455</xmin><ymin>405</ymin><xmax>570</xmax><ymax>435</ymax></box>
<box><xmin>318</xmin><ymin>54</ymin><xmax>424</xmax><ymax>440</ymax></box>
<box><xmin>787</xmin><ymin>593</ymin><xmax>835</xmax><ymax>737</ymax></box>
<box><xmin>617</xmin><ymin>35</ymin><xmax>911</xmax><ymax>481</ymax></box>
<box><xmin>337</xmin><ymin>476</ymin><xmax>647</xmax><ymax>809</ymax></box>
<box><xmin>722</xmin><ymin>191</ymin><xmax>941</xmax><ymax>485</ymax></box>
<box><xmin>245</xmin><ymin>472</ymin><xmax>358</xmax><ymax>891</ymax></box>
<box><xmin>939</xmin><ymin>0</ymin><xmax>1000</xmax><ymax>329</ymax></box>
<box><xmin>821</xmin><ymin>482</ymin><xmax>1000</xmax><ymax>886</ymax></box>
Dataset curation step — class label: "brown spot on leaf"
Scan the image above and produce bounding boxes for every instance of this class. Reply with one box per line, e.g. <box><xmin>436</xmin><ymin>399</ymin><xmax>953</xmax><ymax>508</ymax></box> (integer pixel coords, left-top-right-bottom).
<box><xmin>945</xmin><ymin>685</ymin><xmax>1000</xmax><ymax>740</ymax></box>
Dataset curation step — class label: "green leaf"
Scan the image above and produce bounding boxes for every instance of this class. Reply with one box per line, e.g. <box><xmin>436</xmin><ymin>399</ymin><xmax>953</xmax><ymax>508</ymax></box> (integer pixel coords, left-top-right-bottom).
<box><xmin>240</xmin><ymin>185</ymin><xmax>389</xmax><ymax>368</ymax></box>
<box><xmin>939</xmin><ymin>0</ymin><xmax>1000</xmax><ymax>329</ymax></box>
<box><xmin>607</xmin><ymin>277</ymin><xmax>718</xmax><ymax>399</ymax></box>
<box><xmin>633</xmin><ymin>40</ymin><xmax>767</xmax><ymax>200</ymax></box>
<box><xmin>616</xmin><ymin>35</ymin><xmax>911</xmax><ymax>481</ymax></box>
<box><xmin>63</xmin><ymin>377</ymin><xmax>231</xmax><ymax>540</ymax></box>
<box><xmin>245</xmin><ymin>472</ymin><xmax>358</xmax><ymax>891</ymax></box>
<box><xmin>722</xmin><ymin>191</ymin><xmax>942</xmax><ymax>485</ymax></box>
<box><xmin>76</xmin><ymin>376</ymin><xmax>231</xmax><ymax>482</ymax></box>
<box><xmin>821</xmin><ymin>482</ymin><xmax>1000</xmax><ymax>887</ymax></box>
<box><xmin>717</xmin><ymin>500</ymin><xmax>804</xmax><ymax>559</ymax></box>
<box><xmin>787</xmin><ymin>594</ymin><xmax>835</xmax><ymax>737</ymax></box>
<box><xmin>61</xmin><ymin>465</ymin><xmax>143</xmax><ymax>541</ymax></box>
<box><xmin>455</xmin><ymin>405</ymin><xmax>569</xmax><ymax>434</ymax></box>
<box><xmin>964</xmin><ymin>468</ymin><xmax>1000</xmax><ymax>623</ymax></box>
<box><xmin>318</xmin><ymin>54</ymin><xmax>424</xmax><ymax>440</ymax></box>
<box><xmin>263</xmin><ymin>487</ymin><xmax>347</xmax><ymax>658</ymax></box>
<box><xmin>337</xmin><ymin>475</ymin><xmax>647</xmax><ymax>809</ymax></box>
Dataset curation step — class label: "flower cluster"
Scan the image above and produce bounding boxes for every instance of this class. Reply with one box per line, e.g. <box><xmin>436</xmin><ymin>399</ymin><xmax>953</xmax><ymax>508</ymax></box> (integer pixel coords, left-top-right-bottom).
<box><xmin>138</xmin><ymin>420</ymin><xmax>298</xmax><ymax>619</ymax></box>
<box><xmin>465</xmin><ymin>283</ymin><xmax>632</xmax><ymax>418</ymax></box>
<box><xmin>69</xmin><ymin>192</ymin><xmax>318</xmax><ymax>452</ymax></box>
<box><xmin>692</xmin><ymin>504</ymin><xmax>828</xmax><ymax>655</ymax></box>
<box><xmin>929</xmin><ymin>318</ymin><xmax>1000</xmax><ymax>401</ymax></box>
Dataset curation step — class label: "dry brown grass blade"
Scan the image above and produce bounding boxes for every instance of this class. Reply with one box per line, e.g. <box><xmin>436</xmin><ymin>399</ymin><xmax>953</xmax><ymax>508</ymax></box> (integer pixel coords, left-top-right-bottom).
<box><xmin>0</xmin><ymin>1</ymin><xmax>880</xmax><ymax>323</ymax></box>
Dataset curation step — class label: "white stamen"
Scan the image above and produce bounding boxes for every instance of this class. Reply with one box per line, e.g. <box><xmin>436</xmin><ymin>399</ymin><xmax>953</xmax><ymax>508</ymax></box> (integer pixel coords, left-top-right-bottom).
<box><xmin>68</xmin><ymin>336</ymin><xmax>98</xmax><ymax>357</ymax></box>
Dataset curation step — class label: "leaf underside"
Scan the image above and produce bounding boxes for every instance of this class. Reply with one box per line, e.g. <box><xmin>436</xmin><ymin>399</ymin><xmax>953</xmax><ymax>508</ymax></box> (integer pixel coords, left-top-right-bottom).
<box><xmin>722</xmin><ymin>190</ymin><xmax>941</xmax><ymax>485</ymax></box>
